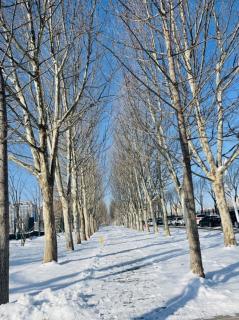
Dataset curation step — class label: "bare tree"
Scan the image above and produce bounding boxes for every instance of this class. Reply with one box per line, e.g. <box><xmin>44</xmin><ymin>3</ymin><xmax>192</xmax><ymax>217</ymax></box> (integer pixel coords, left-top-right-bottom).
<box><xmin>0</xmin><ymin>0</ymin><xmax>11</xmax><ymax>299</ymax></box>
<box><xmin>194</xmin><ymin>178</ymin><xmax>206</xmax><ymax>214</ymax></box>
<box><xmin>0</xmin><ymin>66</ymin><xmax>9</xmax><ymax>304</ymax></box>
<box><xmin>108</xmin><ymin>0</ymin><xmax>239</xmax><ymax>274</ymax></box>
<box><xmin>107</xmin><ymin>0</ymin><xmax>205</xmax><ymax>276</ymax></box>
<box><xmin>30</xmin><ymin>183</ymin><xmax>42</xmax><ymax>236</ymax></box>
<box><xmin>225</xmin><ymin>163</ymin><xmax>239</xmax><ymax>226</ymax></box>
<box><xmin>175</xmin><ymin>0</ymin><xmax>239</xmax><ymax>246</ymax></box>
<box><xmin>55</xmin><ymin>130</ymin><xmax>74</xmax><ymax>250</ymax></box>
<box><xmin>9</xmin><ymin>172</ymin><xmax>26</xmax><ymax>244</ymax></box>
<box><xmin>1</xmin><ymin>0</ymin><xmax>102</xmax><ymax>262</ymax></box>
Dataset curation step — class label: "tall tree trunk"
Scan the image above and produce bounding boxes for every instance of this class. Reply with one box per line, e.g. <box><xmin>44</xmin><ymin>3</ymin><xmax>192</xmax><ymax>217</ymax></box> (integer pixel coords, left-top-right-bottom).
<box><xmin>161</xmin><ymin>10</ymin><xmax>204</xmax><ymax>277</ymax></box>
<box><xmin>73</xmin><ymin>210</ymin><xmax>81</xmax><ymax>244</ymax></box>
<box><xmin>232</xmin><ymin>196</ymin><xmax>239</xmax><ymax>226</ymax></box>
<box><xmin>79</xmin><ymin>202</ymin><xmax>87</xmax><ymax>241</ymax></box>
<box><xmin>71</xmin><ymin>159</ymin><xmax>81</xmax><ymax>244</ymax></box>
<box><xmin>213</xmin><ymin>175</ymin><xmax>237</xmax><ymax>246</ymax></box>
<box><xmin>93</xmin><ymin>218</ymin><xmax>97</xmax><ymax>232</ymax></box>
<box><xmin>38</xmin><ymin>209</ymin><xmax>41</xmax><ymax>236</ymax></box>
<box><xmin>129</xmin><ymin>212</ymin><xmax>133</xmax><ymax>228</ymax></box>
<box><xmin>82</xmin><ymin>202</ymin><xmax>90</xmax><ymax>239</ymax></box>
<box><xmin>160</xmin><ymin>193</ymin><xmax>171</xmax><ymax>236</ymax></box>
<box><xmin>61</xmin><ymin>199</ymin><xmax>74</xmax><ymax>250</ymax></box>
<box><xmin>132</xmin><ymin>207</ymin><xmax>138</xmax><ymax>229</ymax></box>
<box><xmin>135</xmin><ymin>211</ymin><xmax>140</xmax><ymax>230</ymax></box>
<box><xmin>55</xmin><ymin>162</ymin><xmax>74</xmax><ymax>251</ymax></box>
<box><xmin>0</xmin><ymin>67</ymin><xmax>9</xmax><ymax>304</ymax></box>
<box><xmin>178</xmin><ymin>111</ymin><xmax>204</xmax><ymax>277</ymax></box>
<box><xmin>81</xmin><ymin>169</ymin><xmax>90</xmax><ymax>240</ymax></box>
<box><xmin>143</xmin><ymin>208</ymin><xmax>149</xmax><ymax>232</ymax></box>
<box><xmin>137</xmin><ymin>209</ymin><xmax>143</xmax><ymax>231</ymax></box>
<box><xmin>15</xmin><ymin>204</ymin><xmax>20</xmax><ymax>240</ymax></box>
<box><xmin>148</xmin><ymin>197</ymin><xmax>158</xmax><ymax>233</ymax></box>
<box><xmin>40</xmin><ymin>177</ymin><xmax>57</xmax><ymax>263</ymax></box>
<box><xmin>89</xmin><ymin>214</ymin><xmax>94</xmax><ymax>236</ymax></box>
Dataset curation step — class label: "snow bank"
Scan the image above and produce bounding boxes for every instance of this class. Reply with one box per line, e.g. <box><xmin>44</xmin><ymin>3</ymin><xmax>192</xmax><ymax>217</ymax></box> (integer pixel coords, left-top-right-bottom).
<box><xmin>0</xmin><ymin>288</ymin><xmax>98</xmax><ymax>320</ymax></box>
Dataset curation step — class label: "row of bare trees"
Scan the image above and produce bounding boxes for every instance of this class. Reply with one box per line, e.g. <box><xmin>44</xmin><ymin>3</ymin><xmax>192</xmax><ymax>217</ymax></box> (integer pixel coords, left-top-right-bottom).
<box><xmin>0</xmin><ymin>0</ymin><xmax>108</xmax><ymax>304</ymax></box>
<box><xmin>109</xmin><ymin>0</ymin><xmax>239</xmax><ymax>279</ymax></box>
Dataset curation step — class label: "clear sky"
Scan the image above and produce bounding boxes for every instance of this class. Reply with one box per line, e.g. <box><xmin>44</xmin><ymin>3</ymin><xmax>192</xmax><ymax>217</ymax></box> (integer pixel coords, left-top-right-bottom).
<box><xmin>7</xmin><ymin>0</ymin><xmax>237</xmax><ymax>214</ymax></box>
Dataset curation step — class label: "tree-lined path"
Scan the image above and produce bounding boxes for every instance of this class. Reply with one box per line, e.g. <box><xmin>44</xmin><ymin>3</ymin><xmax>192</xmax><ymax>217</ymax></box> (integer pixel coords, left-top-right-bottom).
<box><xmin>1</xmin><ymin>226</ymin><xmax>239</xmax><ymax>320</ymax></box>
<box><xmin>1</xmin><ymin>1</ymin><xmax>239</xmax><ymax>318</ymax></box>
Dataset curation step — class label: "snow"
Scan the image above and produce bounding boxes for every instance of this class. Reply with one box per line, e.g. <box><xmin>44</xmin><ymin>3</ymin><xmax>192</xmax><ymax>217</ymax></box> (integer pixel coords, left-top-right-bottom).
<box><xmin>1</xmin><ymin>226</ymin><xmax>239</xmax><ymax>320</ymax></box>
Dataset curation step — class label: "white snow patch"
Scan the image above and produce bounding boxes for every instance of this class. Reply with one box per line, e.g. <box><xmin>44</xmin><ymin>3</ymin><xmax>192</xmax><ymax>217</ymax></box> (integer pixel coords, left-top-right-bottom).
<box><xmin>0</xmin><ymin>226</ymin><xmax>239</xmax><ymax>319</ymax></box>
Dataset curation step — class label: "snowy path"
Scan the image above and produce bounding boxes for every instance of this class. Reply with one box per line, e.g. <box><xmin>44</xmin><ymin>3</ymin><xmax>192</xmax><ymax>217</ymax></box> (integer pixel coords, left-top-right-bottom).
<box><xmin>1</xmin><ymin>226</ymin><xmax>239</xmax><ymax>320</ymax></box>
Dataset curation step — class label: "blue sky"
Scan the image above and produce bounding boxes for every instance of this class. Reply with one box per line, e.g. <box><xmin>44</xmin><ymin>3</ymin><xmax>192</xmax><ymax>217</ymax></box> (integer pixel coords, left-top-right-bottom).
<box><xmin>7</xmin><ymin>0</ymin><xmax>238</xmax><ymax>214</ymax></box>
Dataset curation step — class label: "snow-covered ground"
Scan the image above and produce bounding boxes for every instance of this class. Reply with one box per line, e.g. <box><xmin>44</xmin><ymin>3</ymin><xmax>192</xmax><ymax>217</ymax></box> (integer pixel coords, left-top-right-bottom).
<box><xmin>1</xmin><ymin>226</ymin><xmax>239</xmax><ymax>320</ymax></box>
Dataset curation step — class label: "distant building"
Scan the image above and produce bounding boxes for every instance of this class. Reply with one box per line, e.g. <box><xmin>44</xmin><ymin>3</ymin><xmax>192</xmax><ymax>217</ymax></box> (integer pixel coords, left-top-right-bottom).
<box><xmin>9</xmin><ymin>202</ymin><xmax>39</xmax><ymax>235</ymax></box>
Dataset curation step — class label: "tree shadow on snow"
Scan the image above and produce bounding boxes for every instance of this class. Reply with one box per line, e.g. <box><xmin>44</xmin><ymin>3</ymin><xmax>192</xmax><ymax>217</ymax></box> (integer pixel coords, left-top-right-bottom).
<box><xmin>10</xmin><ymin>271</ymin><xmax>81</xmax><ymax>296</ymax></box>
<box><xmin>206</xmin><ymin>261</ymin><xmax>239</xmax><ymax>284</ymax></box>
<box><xmin>10</xmin><ymin>256</ymin><xmax>42</xmax><ymax>267</ymax></box>
<box><xmin>92</xmin><ymin>249</ymin><xmax>187</xmax><ymax>278</ymax></box>
<box><xmin>59</xmin><ymin>255</ymin><xmax>96</xmax><ymax>265</ymax></box>
<box><xmin>98</xmin><ymin>241</ymin><xmax>180</xmax><ymax>258</ymax></box>
<box><xmin>58</xmin><ymin>242</ymin><xmax>162</xmax><ymax>265</ymax></box>
<box><xmin>104</xmin><ymin>234</ymin><xmax>187</xmax><ymax>248</ymax></box>
<box><xmin>58</xmin><ymin>240</ymin><xmax>186</xmax><ymax>266</ymax></box>
<box><xmin>105</xmin><ymin>236</ymin><xmax>154</xmax><ymax>247</ymax></box>
<box><xmin>132</xmin><ymin>260</ymin><xmax>239</xmax><ymax>320</ymax></box>
<box><xmin>103</xmin><ymin>249</ymin><xmax>184</xmax><ymax>271</ymax></box>
<box><xmin>11</xmin><ymin>248</ymin><xmax>187</xmax><ymax>297</ymax></box>
<box><xmin>132</xmin><ymin>278</ymin><xmax>201</xmax><ymax>320</ymax></box>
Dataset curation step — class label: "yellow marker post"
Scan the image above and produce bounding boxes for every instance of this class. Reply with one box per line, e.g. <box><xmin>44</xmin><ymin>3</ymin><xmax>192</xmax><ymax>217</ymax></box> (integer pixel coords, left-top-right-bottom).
<box><xmin>99</xmin><ymin>236</ymin><xmax>105</xmax><ymax>246</ymax></box>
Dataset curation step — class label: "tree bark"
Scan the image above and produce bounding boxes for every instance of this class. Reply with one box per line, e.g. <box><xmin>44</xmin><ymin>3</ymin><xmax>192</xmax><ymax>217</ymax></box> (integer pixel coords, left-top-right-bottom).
<box><xmin>55</xmin><ymin>161</ymin><xmax>74</xmax><ymax>251</ymax></box>
<box><xmin>148</xmin><ymin>196</ymin><xmax>158</xmax><ymax>233</ymax></box>
<box><xmin>143</xmin><ymin>208</ymin><xmax>149</xmax><ymax>232</ymax></box>
<box><xmin>160</xmin><ymin>13</ymin><xmax>204</xmax><ymax>276</ymax></box>
<box><xmin>71</xmin><ymin>153</ymin><xmax>81</xmax><ymax>244</ymax></box>
<box><xmin>40</xmin><ymin>177</ymin><xmax>57</xmax><ymax>263</ymax></box>
<box><xmin>93</xmin><ymin>218</ymin><xmax>97</xmax><ymax>233</ymax></box>
<box><xmin>79</xmin><ymin>203</ymin><xmax>87</xmax><ymax>241</ymax></box>
<box><xmin>61</xmin><ymin>199</ymin><xmax>74</xmax><ymax>250</ymax></box>
<box><xmin>232</xmin><ymin>196</ymin><xmax>239</xmax><ymax>226</ymax></box>
<box><xmin>160</xmin><ymin>193</ymin><xmax>171</xmax><ymax>236</ymax></box>
<box><xmin>15</xmin><ymin>204</ymin><xmax>20</xmax><ymax>240</ymax></box>
<box><xmin>73</xmin><ymin>211</ymin><xmax>81</xmax><ymax>244</ymax></box>
<box><xmin>213</xmin><ymin>176</ymin><xmax>237</xmax><ymax>246</ymax></box>
<box><xmin>137</xmin><ymin>209</ymin><xmax>143</xmax><ymax>231</ymax></box>
<box><xmin>0</xmin><ymin>67</ymin><xmax>9</xmax><ymax>304</ymax></box>
<box><xmin>81</xmin><ymin>169</ymin><xmax>90</xmax><ymax>240</ymax></box>
<box><xmin>89</xmin><ymin>214</ymin><xmax>94</xmax><ymax>236</ymax></box>
<box><xmin>178</xmin><ymin>111</ymin><xmax>204</xmax><ymax>277</ymax></box>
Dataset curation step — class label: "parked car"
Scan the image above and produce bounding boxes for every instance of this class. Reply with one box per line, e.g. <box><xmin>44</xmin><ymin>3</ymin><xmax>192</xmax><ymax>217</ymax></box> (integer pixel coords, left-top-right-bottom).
<box><xmin>229</xmin><ymin>210</ymin><xmax>239</xmax><ymax>228</ymax></box>
<box><xmin>196</xmin><ymin>214</ymin><xmax>205</xmax><ymax>225</ymax></box>
<box><xmin>147</xmin><ymin>218</ymin><xmax>153</xmax><ymax>227</ymax></box>
<box><xmin>172</xmin><ymin>216</ymin><xmax>185</xmax><ymax>226</ymax></box>
<box><xmin>199</xmin><ymin>215</ymin><xmax>221</xmax><ymax>227</ymax></box>
<box><xmin>168</xmin><ymin>216</ymin><xmax>177</xmax><ymax>225</ymax></box>
<box><xmin>167</xmin><ymin>216</ymin><xmax>175</xmax><ymax>225</ymax></box>
<box><xmin>156</xmin><ymin>217</ymin><xmax>163</xmax><ymax>225</ymax></box>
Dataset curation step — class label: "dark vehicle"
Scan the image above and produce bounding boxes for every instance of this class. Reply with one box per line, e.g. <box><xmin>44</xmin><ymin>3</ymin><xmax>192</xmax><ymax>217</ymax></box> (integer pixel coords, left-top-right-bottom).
<box><xmin>167</xmin><ymin>216</ymin><xmax>175</xmax><ymax>225</ymax></box>
<box><xmin>229</xmin><ymin>210</ymin><xmax>239</xmax><ymax>228</ymax></box>
<box><xmin>156</xmin><ymin>217</ymin><xmax>163</xmax><ymax>225</ymax></box>
<box><xmin>172</xmin><ymin>216</ymin><xmax>185</xmax><ymax>226</ymax></box>
<box><xmin>28</xmin><ymin>217</ymin><xmax>35</xmax><ymax>230</ymax></box>
<box><xmin>199</xmin><ymin>215</ymin><xmax>221</xmax><ymax>227</ymax></box>
<box><xmin>196</xmin><ymin>214</ymin><xmax>205</xmax><ymax>225</ymax></box>
<box><xmin>147</xmin><ymin>218</ymin><xmax>153</xmax><ymax>227</ymax></box>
